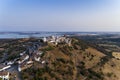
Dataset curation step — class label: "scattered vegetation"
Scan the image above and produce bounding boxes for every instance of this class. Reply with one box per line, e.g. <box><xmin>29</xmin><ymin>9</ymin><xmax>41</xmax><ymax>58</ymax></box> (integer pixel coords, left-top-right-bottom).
<box><xmin>0</xmin><ymin>37</ymin><xmax>119</xmax><ymax>80</ymax></box>
<box><xmin>41</xmin><ymin>45</ymin><xmax>54</xmax><ymax>52</ymax></box>
<box><xmin>107</xmin><ymin>72</ymin><xmax>114</xmax><ymax>77</ymax></box>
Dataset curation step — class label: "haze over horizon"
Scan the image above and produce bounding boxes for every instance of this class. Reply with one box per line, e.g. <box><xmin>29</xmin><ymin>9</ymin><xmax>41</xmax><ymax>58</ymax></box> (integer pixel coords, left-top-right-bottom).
<box><xmin>0</xmin><ymin>0</ymin><xmax>120</xmax><ymax>32</ymax></box>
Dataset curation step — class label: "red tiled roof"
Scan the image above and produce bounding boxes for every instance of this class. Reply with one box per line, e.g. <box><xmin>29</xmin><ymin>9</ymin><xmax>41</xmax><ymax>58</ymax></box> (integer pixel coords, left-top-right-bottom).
<box><xmin>0</xmin><ymin>71</ymin><xmax>8</xmax><ymax>76</ymax></box>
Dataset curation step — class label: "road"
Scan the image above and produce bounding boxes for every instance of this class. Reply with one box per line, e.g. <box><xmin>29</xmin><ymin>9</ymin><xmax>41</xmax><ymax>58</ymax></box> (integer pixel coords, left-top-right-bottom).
<box><xmin>6</xmin><ymin>65</ymin><xmax>21</xmax><ymax>80</ymax></box>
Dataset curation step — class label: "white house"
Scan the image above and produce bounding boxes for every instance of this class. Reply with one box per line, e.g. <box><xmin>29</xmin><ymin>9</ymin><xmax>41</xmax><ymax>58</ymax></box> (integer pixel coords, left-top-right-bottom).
<box><xmin>18</xmin><ymin>54</ymin><xmax>29</xmax><ymax>64</ymax></box>
<box><xmin>0</xmin><ymin>71</ymin><xmax>9</xmax><ymax>80</ymax></box>
<box><xmin>52</xmin><ymin>36</ymin><xmax>55</xmax><ymax>40</ymax></box>
<box><xmin>43</xmin><ymin>37</ymin><xmax>47</xmax><ymax>42</ymax></box>
<box><xmin>24</xmin><ymin>55</ymin><xmax>29</xmax><ymax>61</ymax></box>
<box><xmin>20</xmin><ymin>51</ymin><xmax>26</xmax><ymax>56</ymax></box>
<box><xmin>18</xmin><ymin>61</ymin><xmax>33</xmax><ymax>72</ymax></box>
<box><xmin>0</xmin><ymin>65</ymin><xmax>11</xmax><ymax>72</ymax></box>
<box><xmin>18</xmin><ymin>65</ymin><xmax>21</xmax><ymax>72</ymax></box>
<box><xmin>36</xmin><ymin>51</ymin><xmax>43</xmax><ymax>55</ymax></box>
<box><xmin>27</xmin><ymin>61</ymin><xmax>33</xmax><ymax>64</ymax></box>
<box><xmin>6</xmin><ymin>61</ymin><xmax>14</xmax><ymax>65</ymax></box>
<box><xmin>41</xmin><ymin>61</ymin><xmax>45</xmax><ymax>64</ymax></box>
<box><xmin>34</xmin><ymin>57</ymin><xmax>41</xmax><ymax>62</ymax></box>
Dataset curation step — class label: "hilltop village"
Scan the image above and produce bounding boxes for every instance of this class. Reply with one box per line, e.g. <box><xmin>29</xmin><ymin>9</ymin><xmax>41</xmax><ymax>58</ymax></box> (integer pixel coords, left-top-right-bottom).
<box><xmin>0</xmin><ymin>35</ymin><xmax>72</xmax><ymax>80</ymax></box>
<box><xmin>1</xmin><ymin>34</ymin><xmax>120</xmax><ymax>80</ymax></box>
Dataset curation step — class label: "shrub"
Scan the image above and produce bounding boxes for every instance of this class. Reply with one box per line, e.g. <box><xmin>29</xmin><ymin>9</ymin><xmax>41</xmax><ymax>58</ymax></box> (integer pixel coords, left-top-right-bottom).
<box><xmin>50</xmin><ymin>72</ymin><xmax>56</xmax><ymax>78</ymax></box>
<box><xmin>88</xmin><ymin>69</ymin><xmax>103</xmax><ymax>79</ymax></box>
<box><xmin>42</xmin><ymin>46</ymin><xmax>54</xmax><ymax>52</ymax></box>
<box><xmin>107</xmin><ymin>72</ymin><xmax>113</xmax><ymax>77</ymax></box>
<box><xmin>56</xmin><ymin>58</ymin><xmax>66</xmax><ymax>63</ymax></box>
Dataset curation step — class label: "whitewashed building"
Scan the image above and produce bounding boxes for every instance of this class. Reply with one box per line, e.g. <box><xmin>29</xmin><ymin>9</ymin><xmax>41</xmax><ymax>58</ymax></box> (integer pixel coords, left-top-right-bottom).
<box><xmin>34</xmin><ymin>57</ymin><xmax>41</xmax><ymax>62</ymax></box>
<box><xmin>0</xmin><ymin>71</ymin><xmax>9</xmax><ymax>80</ymax></box>
<box><xmin>43</xmin><ymin>37</ymin><xmax>47</xmax><ymax>42</ymax></box>
<box><xmin>41</xmin><ymin>61</ymin><xmax>45</xmax><ymax>64</ymax></box>
<box><xmin>18</xmin><ymin>65</ymin><xmax>21</xmax><ymax>72</ymax></box>
<box><xmin>0</xmin><ymin>65</ymin><xmax>11</xmax><ymax>72</ymax></box>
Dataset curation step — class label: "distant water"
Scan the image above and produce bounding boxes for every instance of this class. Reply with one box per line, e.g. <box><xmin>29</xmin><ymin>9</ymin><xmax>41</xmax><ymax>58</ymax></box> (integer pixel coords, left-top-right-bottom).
<box><xmin>0</xmin><ymin>32</ymin><xmax>61</xmax><ymax>39</ymax></box>
<box><xmin>0</xmin><ymin>32</ymin><xmax>119</xmax><ymax>39</ymax></box>
<box><xmin>0</xmin><ymin>32</ymin><xmax>76</xmax><ymax>39</ymax></box>
<box><xmin>0</xmin><ymin>32</ymin><xmax>89</xmax><ymax>39</ymax></box>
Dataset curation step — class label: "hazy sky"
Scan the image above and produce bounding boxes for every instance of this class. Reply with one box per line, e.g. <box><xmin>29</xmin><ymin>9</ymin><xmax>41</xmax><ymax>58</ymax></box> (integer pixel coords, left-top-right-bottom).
<box><xmin>0</xmin><ymin>0</ymin><xmax>120</xmax><ymax>31</ymax></box>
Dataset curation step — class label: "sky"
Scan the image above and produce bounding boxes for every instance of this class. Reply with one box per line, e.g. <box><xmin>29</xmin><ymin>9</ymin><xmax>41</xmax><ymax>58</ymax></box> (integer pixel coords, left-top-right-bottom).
<box><xmin>0</xmin><ymin>0</ymin><xmax>120</xmax><ymax>32</ymax></box>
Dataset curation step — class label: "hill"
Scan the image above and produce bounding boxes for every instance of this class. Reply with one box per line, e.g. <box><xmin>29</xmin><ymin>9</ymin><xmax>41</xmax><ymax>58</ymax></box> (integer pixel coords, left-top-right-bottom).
<box><xmin>21</xmin><ymin>38</ymin><xmax>120</xmax><ymax>80</ymax></box>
